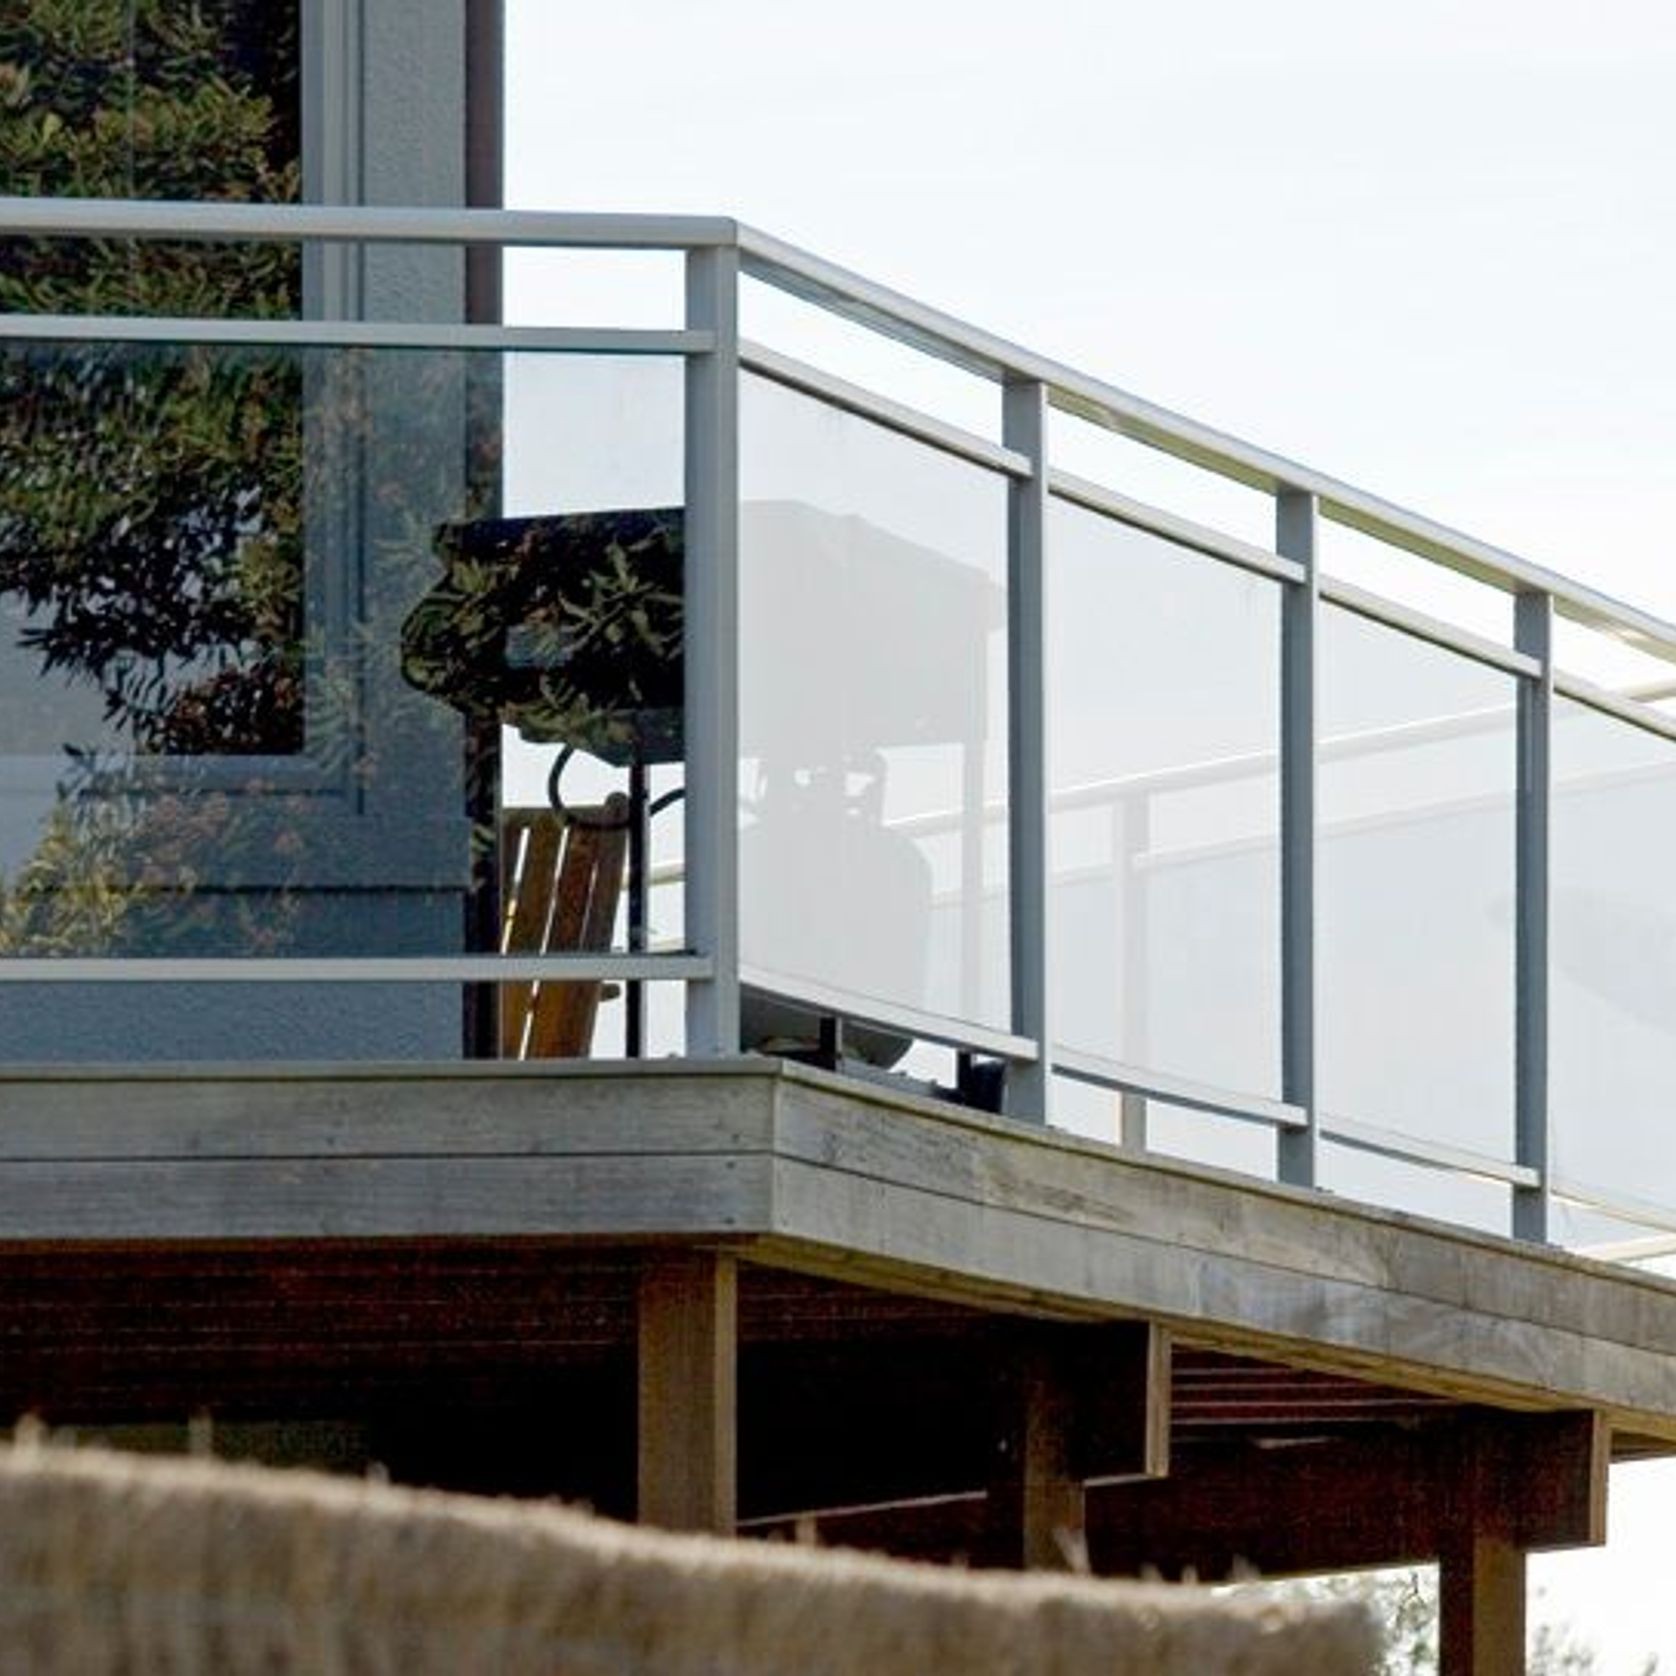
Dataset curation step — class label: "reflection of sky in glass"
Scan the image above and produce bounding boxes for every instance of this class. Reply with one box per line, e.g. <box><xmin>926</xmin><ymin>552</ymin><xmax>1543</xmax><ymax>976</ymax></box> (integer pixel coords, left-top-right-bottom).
<box><xmin>1551</xmin><ymin>700</ymin><xmax>1676</xmax><ymax>1217</ymax></box>
<box><xmin>0</xmin><ymin>599</ymin><xmax>122</xmax><ymax>750</ymax></box>
<box><xmin>1319</xmin><ymin>607</ymin><xmax>1517</xmax><ymax>1162</ymax></box>
<box><xmin>1048</xmin><ymin>499</ymin><xmax>1282</xmax><ymax>1100</ymax></box>
<box><xmin>1048</xmin><ymin>411</ymin><xmax>1275</xmax><ymax>552</ymax></box>
<box><xmin>737</xmin><ymin>373</ymin><xmax>1010</xmax><ymax>1029</ymax></box>
<box><xmin>0</xmin><ymin>601</ymin><xmax>124</xmax><ymax>875</ymax></box>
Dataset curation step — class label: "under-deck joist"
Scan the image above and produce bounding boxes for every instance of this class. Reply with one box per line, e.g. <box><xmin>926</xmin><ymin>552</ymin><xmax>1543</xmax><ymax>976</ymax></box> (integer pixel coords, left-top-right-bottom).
<box><xmin>750</xmin><ymin>1409</ymin><xmax>1607</xmax><ymax>1597</ymax></box>
<box><xmin>1086</xmin><ymin>1409</ymin><xmax>1606</xmax><ymax>1579</ymax></box>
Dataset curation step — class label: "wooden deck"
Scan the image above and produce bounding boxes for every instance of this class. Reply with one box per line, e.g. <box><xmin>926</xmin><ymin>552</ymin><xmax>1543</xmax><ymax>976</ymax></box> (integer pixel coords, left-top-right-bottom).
<box><xmin>0</xmin><ymin>1054</ymin><xmax>1668</xmax><ymax>1673</ymax></box>
<box><xmin>1</xmin><ymin>1055</ymin><xmax>1672</xmax><ymax>1442</ymax></box>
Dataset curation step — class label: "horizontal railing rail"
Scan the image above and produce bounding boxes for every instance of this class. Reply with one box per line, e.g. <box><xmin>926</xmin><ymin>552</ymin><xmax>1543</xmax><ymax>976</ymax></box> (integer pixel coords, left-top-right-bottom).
<box><xmin>0</xmin><ymin>956</ymin><xmax>710</xmax><ymax>983</ymax></box>
<box><xmin>0</xmin><ymin>197</ymin><xmax>739</xmax><ymax>248</ymax></box>
<box><xmin>0</xmin><ymin>313</ymin><xmax>711</xmax><ymax>354</ymax></box>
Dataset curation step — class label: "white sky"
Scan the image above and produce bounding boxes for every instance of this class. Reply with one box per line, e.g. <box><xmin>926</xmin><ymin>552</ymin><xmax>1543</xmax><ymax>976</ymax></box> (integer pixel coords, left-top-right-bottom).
<box><xmin>506</xmin><ymin>2</ymin><xmax>1676</xmax><ymax>1664</ymax></box>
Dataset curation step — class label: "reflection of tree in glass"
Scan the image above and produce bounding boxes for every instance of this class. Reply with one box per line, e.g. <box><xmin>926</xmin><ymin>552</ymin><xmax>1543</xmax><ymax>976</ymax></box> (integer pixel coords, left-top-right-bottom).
<box><xmin>0</xmin><ymin>343</ymin><xmax>303</xmax><ymax>755</ymax></box>
<box><xmin>0</xmin><ymin>0</ymin><xmax>305</xmax><ymax>952</ymax></box>
<box><xmin>0</xmin><ymin>0</ymin><xmax>302</xmax><ymax>747</ymax></box>
<box><xmin>402</xmin><ymin>510</ymin><xmax>684</xmax><ymax>760</ymax></box>
<box><xmin>0</xmin><ymin>344</ymin><xmax>505</xmax><ymax>956</ymax></box>
<box><xmin>0</xmin><ymin>0</ymin><xmax>299</xmax><ymax>317</ymax></box>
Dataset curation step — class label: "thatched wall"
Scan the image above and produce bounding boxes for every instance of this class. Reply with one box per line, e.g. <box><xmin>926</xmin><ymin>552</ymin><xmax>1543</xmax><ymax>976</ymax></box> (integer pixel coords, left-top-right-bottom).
<box><xmin>0</xmin><ymin>1444</ymin><xmax>1376</xmax><ymax>1674</ymax></box>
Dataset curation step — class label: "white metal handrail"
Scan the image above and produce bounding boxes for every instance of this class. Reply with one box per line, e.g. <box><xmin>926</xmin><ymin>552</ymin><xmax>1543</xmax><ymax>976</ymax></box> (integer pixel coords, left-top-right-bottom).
<box><xmin>3</xmin><ymin>195</ymin><xmax>1675</xmax><ymax>669</ymax></box>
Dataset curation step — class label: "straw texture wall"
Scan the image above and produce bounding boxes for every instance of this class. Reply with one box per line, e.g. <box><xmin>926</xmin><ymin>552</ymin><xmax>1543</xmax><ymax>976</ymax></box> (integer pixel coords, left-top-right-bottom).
<box><xmin>0</xmin><ymin>1444</ymin><xmax>1376</xmax><ymax>1674</ymax></box>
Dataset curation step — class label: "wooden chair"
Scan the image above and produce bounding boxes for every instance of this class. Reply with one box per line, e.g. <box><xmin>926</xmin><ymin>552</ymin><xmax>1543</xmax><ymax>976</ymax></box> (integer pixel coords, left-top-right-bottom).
<box><xmin>498</xmin><ymin>794</ymin><xmax>630</xmax><ymax>1059</ymax></box>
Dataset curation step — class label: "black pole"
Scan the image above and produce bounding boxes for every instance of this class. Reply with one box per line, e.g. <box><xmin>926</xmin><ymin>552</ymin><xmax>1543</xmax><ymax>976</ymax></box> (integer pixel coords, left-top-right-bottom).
<box><xmin>626</xmin><ymin>758</ymin><xmax>650</xmax><ymax>1057</ymax></box>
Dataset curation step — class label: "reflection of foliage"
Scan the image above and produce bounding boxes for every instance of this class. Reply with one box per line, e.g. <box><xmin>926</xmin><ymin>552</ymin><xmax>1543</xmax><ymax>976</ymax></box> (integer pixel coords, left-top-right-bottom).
<box><xmin>0</xmin><ymin>0</ymin><xmax>304</xmax><ymax>750</ymax></box>
<box><xmin>402</xmin><ymin>509</ymin><xmax>684</xmax><ymax>762</ymax></box>
<box><xmin>0</xmin><ymin>343</ymin><xmax>501</xmax><ymax>957</ymax></box>
<box><xmin>0</xmin><ymin>1</ymin><xmax>307</xmax><ymax>953</ymax></box>
<box><xmin>0</xmin><ymin>0</ymin><xmax>303</xmax><ymax>747</ymax></box>
<box><xmin>0</xmin><ymin>343</ymin><xmax>304</xmax><ymax>754</ymax></box>
<box><xmin>0</xmin><ymin>756</ymin><xmax>308</xmax><ymax>958</ymax></box>
<box><xmin>0</xmin><ymin>0</ymin><xmax>299</xmax><ymax>316</ymax></box>
<box><xmin>0</xmin><ymin>8</ymin><xmax>502</xmax><ymax>960</ymax></box>
<box><xmin>0</xmin><ymin>791</ymin><xmax>131</xmax><ymax>955</ymax></box>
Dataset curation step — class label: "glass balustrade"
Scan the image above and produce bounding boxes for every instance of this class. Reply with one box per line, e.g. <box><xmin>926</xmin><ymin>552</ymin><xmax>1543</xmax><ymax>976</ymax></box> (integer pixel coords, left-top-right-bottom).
<box><xmin>0</xmin><ymin>335</ymin><xmax>687</xmax><ymax>1060</ymax></box>
<box><xmin>1</xmin><ymin>203</ymin><xmax>1675</xmax><ymax>1254</ymax></box>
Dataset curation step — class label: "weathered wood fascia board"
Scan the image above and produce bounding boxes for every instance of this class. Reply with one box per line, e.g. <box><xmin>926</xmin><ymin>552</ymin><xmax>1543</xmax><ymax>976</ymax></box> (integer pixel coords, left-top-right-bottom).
<box><xmin>762</xmin><ymin>1063</ymin><xmax>1676</xmax><ymax>1331</ymax></box>
<box><xmin>0</xmin><ymin>1057</ymin><xmax>787</xmax><ymax>1088</ymax></box>
<box><xmin>1</xmin><ymin>1054</ymin><xmax>1672</xmax><ymax>1340</ymax></box>
<box><xmin>0</xmin><ymin>1062</ymin><xmax>787</xmax><ymax>1241</ymax></box>
<box><xmin>0</xmin><ymin>1155</ymin><xmax>777</xmax><ymax>1243</ymax></box>
<box><xmin>753</xmin><ymin>1191</ymin><xmax>1676</xmax><ymax>1442</ymax></box>
<box><xmin>0</xmin><ymin>1059</ymin><xmax>786</xmax><ymax>1161</ymax></box>
<box><xmin>759</xmin><ymin>1071</ymin><xmax>1676</xmax><ymax>1441</ymax></box>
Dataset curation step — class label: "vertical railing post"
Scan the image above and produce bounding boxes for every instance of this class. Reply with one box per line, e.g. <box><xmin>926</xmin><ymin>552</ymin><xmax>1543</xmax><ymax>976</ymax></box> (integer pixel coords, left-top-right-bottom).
<box><xmin>1277</xmin><ymin>489</ymin><xmax>1319</xmax><ymax>1187</ymax></box>
<box><xmin>1118</xmin><ymin>791</ymin><xmax>1150</xmax><ymax>1151</ymax></box>
<box><xmin>1003</xmin><ymin>379</ymin><xmax>1050</xmax><ymax>1122</ymax></box>
<box><xmin>1514</xmin><ymin>591</ymin><xmax>1554</xmax><ymax>1241</ymax></box>
<box><xmin>683</xmin><ymin>244</ymin><xmax>742</xmax><ymax>1057</ymax></box>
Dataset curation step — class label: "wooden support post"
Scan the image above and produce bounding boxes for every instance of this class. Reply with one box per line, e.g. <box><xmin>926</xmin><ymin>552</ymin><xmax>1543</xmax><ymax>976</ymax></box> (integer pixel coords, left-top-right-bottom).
<box><xmin>985</xmin><ymin>1334</ymin><xmax>1084</xmax><ymax>1570</ymax></box>
<box><xmin>637</xmin><ymin>1250</ymin><xmax>737</xmax><ymax>1534</ymax></box>
<box><xmin>1439</xmin><ymin>1527</ymin><xmax>1526</xmax><ymax>1676</ymax></box>
<box><xmin>1433</xmin><ymin>1409</ymin><xmax>1604</xmax><ymax>1676</ymax></box>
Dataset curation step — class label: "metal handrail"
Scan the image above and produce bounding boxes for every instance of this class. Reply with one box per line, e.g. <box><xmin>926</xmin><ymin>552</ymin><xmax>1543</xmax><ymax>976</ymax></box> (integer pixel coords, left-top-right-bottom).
<box><xmin>3</xmin><ymin>194</ymin><xmax>1675</xmax><ymax>667</ymax></box>
<box><xmin>0</xmin><ymin>197</ymin><xmax>736</xmax><ymax>248</ymax></box>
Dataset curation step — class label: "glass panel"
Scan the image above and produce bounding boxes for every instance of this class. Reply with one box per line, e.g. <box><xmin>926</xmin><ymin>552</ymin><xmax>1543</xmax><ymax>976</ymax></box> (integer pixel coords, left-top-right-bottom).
<box><xmin>1047</xmin><ymin>499</ymin><xmax>1282</xmax><ymax>1099</ymax></box>
<box><xmin>1050</xmin><ymin>1074</ymin><xmax>1124</xmax><ymax>1146</ymax></box>
<box><xmin>1049</xmin><ymin>1080</ymin><xmax>1279</xmax><ymax>1180</ymax></box>
<box><xmin>0</xmin><ymin>341</ymin><xmax>684</xmax><ymax>1059</ymax></box>
<box><xmin>738</xmin><ymin>373</ymin><xmax>1010</xmax><ymax>1048</ymax></box>
<box><xmin>1146</xmin><ymin>1102</ymin><xmax>1277</xmax><ymax>1180</ymax></box>
<box><xmin>1551</xmin><ymin>700</ymin><xmax>1676</xmax><ymax>1218</ymax></box>
<box><xmin>1552</xmin><ymin>619</ymin><xmax>1676</xmax><ymax>698</ymax></box>
<box><xmin>505</xmin><ymin>250</ymin><xmax>684</xmax><ymax>331</ymax></box>
<box><xmin>1318</xmin><ymin>521</ymin><xmax>1509</xmax><ymax>646</ymax></box>
<box><xmin>1320</xmin><ymin>1143</ymin><xmax>1510</xmax><ymax>1237</ymax></box>
<box><xmin>1552</xmin><ymin>1199</ymin><xmax>1676</xmax><ymax>1265</ymax></box>
<box><xmin>1318</xmin><ymin>607</ymin><xmax>1517</xmax><ymax>1160</ymax></box>
<box><xmin>1046</xmin><ymin>412</ymin><xmax>1275</xmax><ymax>551</ymax></box>
<box><xmin>739</xmin><ymin>279</ymin><xmax>998</xmax><ymax>442</ymax></box>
